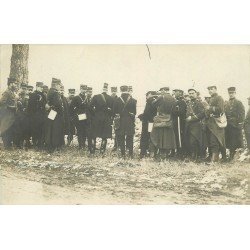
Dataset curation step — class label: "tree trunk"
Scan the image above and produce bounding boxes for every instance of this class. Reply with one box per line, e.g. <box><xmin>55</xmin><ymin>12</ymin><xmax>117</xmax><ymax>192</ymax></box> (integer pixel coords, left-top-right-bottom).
<box><xmin>9</xmin><ymin>44</ymin><xmax>29</xmax><ymax>84</ymax></box>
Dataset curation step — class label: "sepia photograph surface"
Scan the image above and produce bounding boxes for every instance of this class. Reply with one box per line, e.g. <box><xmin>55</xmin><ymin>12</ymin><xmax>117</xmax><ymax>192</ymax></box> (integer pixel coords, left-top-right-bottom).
<box><xmin>0</xmin><ymin>44</ymin><xmax>249</xmax><ymax>205</ymax></box>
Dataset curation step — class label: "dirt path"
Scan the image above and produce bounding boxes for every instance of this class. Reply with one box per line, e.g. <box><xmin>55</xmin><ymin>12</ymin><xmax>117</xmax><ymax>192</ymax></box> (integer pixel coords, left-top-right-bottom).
<box><xmin>0</xmin><ymin>149</ymin><xmax>249</xmax><ymax>204</ymax></box>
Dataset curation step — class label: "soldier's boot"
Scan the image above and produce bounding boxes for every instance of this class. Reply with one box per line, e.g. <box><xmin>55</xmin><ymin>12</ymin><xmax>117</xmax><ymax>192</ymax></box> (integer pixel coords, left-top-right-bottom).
<box><xmin>100</xmin><ymin>139</ymin><xmax>107</xmax><ymax>154</ymax></box>
<box><xmin>229</xmin><ymin>149</ymin><xmax>236</xmax><ymax>161</ymax></box>
<box><xmin>211</xmin><ymin>152</ymin><xmax>219</xmax><ymax>163</ymax></box>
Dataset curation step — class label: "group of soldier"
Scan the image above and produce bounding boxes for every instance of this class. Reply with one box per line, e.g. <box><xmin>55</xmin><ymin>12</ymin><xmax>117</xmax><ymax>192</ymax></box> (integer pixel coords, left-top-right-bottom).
<box><xmin>0</xmin><ymin>76</ymin><xmax>250</xmax><ymax>163</ymax></box>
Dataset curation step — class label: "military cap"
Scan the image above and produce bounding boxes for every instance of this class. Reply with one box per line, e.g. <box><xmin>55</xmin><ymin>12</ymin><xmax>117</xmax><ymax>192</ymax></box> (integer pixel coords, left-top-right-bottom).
<box><xmin>207</xmin><ymin>85</ymin><xmax>217</xmax><ymax>90</ymax></box>
<box><xmin>80</xmin><ymin>84</ymin><xmax>88</xmax><ymax>91</ymax></box>
<box><xmin>68</xmin><ymin>88</ymin><xmax>76</xmax><ymax>94</ymax></box>
<box><xmin>36</xmin><ymin>82</ymin><xmax>44</xmax><ymax>87</ymax></box>
<box><xmin>103</xmin><ymin>83</ymin><xmax>108</xmax><ymax>90</ymax></box>
<box><xmin>173</xmin><ymin>89</ymin><xmax>183</xmax><ymax>93</ymax></box>
<box><xmin>111</xmin><ymin>87</ymin><xmax>118</xmax><ymax>92</ymax></box>
<box><xmin>27</xmin><ymin>85</ymin><xmax>34</xmax><ymax>90</ymax></box>
<box><xmin>120</xmin><ymin>85</ymin><xmax>129</xmax><ymax>92</ymax></box>
<box><xmin>228</xmin><ymin>87</ymin><xmax>236</xmax><ymax>92</ymax></box>
<box><xmin>43</xmin><ymin>85</ymin><xmax>49</xmax><ymax>90</ymax></box>
<box><xmin>146</xmin><ymin>91</ymin><xmax>158</xmax><ymax>96</ymax></box>
<box><xmin>188</xmin><ymin>88</ymin><xmax>197</xmax><ymax>93</ymax></box>
<box><xmin>7</xmin><ymin>77</ymin><xmax>17</xmax><ymax>85</ymax></box>
<box><xmin>20</xmin><ymin>83</ymin><xmax>28</xmax><ymax>89</ymax></box>
<box><xmin>159</xmin><ymin>87</ymin><xmax>170</xmax><ymax>91</ymax></box>
<box><xmin>87</xmin><ymin>87</ymin><xmax>93</xmax><ymax>92</ymax></box>
<box><xmin>51</xmin><ymin>78</ymin><xmax>61</xmax><ymax>84</ymax></box>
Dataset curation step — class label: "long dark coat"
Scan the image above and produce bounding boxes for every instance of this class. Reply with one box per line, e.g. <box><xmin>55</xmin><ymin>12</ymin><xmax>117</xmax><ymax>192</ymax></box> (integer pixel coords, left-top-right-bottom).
<box><xmin>139</xmin><ymin>96</ymin><xmax>157</xmax><ymax>150</ymax></box>
<box><xmin>172</xmin><ymin>97</ymin><xmax>187</xmax><ymax>149</ymax></box>
<box><xmin>150</xmin><ymin>94</ymin><xmax>176</xmax><ymax>150</ymax></box>
<box><xmin>185</xmin><ymin>98</ymin><xmax>206</xmax><ymax>149</ymax></box>
<box><xmin>27</xmin><ymin>90</ymin><xmax>47</xmax><ymax>141</ymax></box>
<box><xmin>225</xmin><ymin>98</ymin><xmax>245</xmax><ymax>149</ymax></box>
<box><xmin>61</xmin><ymin>95</ymin><xmax>71</xmax><ymax>136</ymax></box>
<box><xmin>113</xmin><ymin>93</ymin><xmax>137</xmax><ymax>136</ymax></box>
<box><xmin>206</xmin><ymin>93</ymin><xmax>226</xmax><ymax>148</ymax></box>
<box><xmin>90</xmin><ymin>92</ymin><xmax>113</xmax><ymax>139</ymax></box>
<box><xmin>0</xmin><ymin>89</ymin><xmax>17</xmax><ymax>135</ymax></box>
<box><xmin>45</xmin><ymin>88</ymin><xmax>64</xmax><ymax>148</ymax></box>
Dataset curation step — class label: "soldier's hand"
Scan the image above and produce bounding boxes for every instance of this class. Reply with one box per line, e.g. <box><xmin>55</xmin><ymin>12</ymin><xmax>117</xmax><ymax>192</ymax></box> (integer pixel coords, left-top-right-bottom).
<box><xmin>45</xmin><ymin>104</ymin><xmax>50</xmax><ymax>110</ymax></box>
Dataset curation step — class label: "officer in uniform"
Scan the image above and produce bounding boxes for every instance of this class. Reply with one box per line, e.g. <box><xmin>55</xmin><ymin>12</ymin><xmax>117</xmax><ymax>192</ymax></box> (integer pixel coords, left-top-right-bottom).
<box><xmin>138</xmin><ymin>91</ymin><xmax>158</xmax><ymax>158</ymax></box>
<box><xmin>110</xmin><ymin>86</ymin><xmax>119</xmax><ymax>151</ymax></box>
<box><xmin>205</xmin><ymin>85</ymin><xmax>226</xmax><ymax>162</ymax></box>
<box><xmin>91</xmin><ymin>83</ymin><xmax>113</xmax><ymax>154</ymax></box>
<box><xmin>13</xmin><ymin>83</ymin><xmax>29</xmax><ymax>148</ymax></box>
<box><xmin>114</xmin><ymin>85</ymin><xmax>137</xmax><ymax>158</ymax></box>
<box><xmin>70</xmin><ymin>85</ymin><xmax>88</xmax><ymax>149</ymax></box>
<box><xmin>244</xmin><ymin>97</ymin><xmax>250</xmax><ymax>153</ymax></box>
<box><xmin>27</xmin><ymin>82</ymin><xmax>47</xmax><ymax>149</ymax></box>
<box><xmin>185</xmin><ymin>88</ymin><xmax>206</xmax><ymax>161</ymax></box>
<box><xmin>67</xmin><ymin>89</ymin><xmax>76</xmax><ymax>145</ymax></box>
<box><xmin>0</xmin><ymin>77</ymin><xmax>19</xmax><ymax>149</ymax></box>
<box><xmin>45</xmin><ymin>78</ymin><xmax>65</xmax><ymax>153</ymax></box>
<box><xmin>172</xmin><ymin>89</ymin><xmax>187</xmax><ymax>158</ymax></box>
<box><xmin>225</xmin><ymin>87</ymin><xmax>245</xmax><ymax>160</ymax></box>
<box><xmin>60</xmin><ymin>84</ymin><xmax>71</xmax><ymax>146</ymax></box>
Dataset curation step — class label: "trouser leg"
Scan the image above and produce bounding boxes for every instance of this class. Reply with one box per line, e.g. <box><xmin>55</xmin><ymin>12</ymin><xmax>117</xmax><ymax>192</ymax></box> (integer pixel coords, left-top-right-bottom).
<box><xmin>2</xmin><ymin>126</ymin><xmax>14</xmax><ymax>149</ymax></box>
<box><xmin>126</xmin><ymin>134</ymin><xmax>134</xmax><ymax>157</ymax></box>
<box><xmin>118</xmin><ymin>135</ymin><xmax>126</xmax><ymax>156</ymax></box>
<box><xmin>100</xmin><ymin>138</ymin><xmax>107</xmax><ymax>154</ymax></box>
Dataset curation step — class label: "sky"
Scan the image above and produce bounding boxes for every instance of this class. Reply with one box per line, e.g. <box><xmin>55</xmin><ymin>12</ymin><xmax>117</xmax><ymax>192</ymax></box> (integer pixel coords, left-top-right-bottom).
<box><xmin>1</xmin><ymin>44</ymin><xmax>250</xmax><ymax>109</ymax></box>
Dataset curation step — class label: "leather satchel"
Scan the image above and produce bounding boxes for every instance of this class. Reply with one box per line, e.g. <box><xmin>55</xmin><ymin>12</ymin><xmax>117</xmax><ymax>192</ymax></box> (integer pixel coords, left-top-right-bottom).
<box><xmin>153</xmin><ymin>114</ymin><xmax>172</xmax><ymax>128</ymax></box>
<box><xmin>214</xmin><ymin>113</ymin><xmax>227</xmax><ymax>128</ymax></box>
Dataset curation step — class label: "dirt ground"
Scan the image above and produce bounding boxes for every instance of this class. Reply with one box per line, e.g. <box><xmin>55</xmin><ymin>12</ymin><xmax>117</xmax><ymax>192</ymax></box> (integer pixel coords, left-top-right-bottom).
<box><xmin>0</xmin><ymin>146</ymin><xmax>249</xmax><ymax>205</ymax></box>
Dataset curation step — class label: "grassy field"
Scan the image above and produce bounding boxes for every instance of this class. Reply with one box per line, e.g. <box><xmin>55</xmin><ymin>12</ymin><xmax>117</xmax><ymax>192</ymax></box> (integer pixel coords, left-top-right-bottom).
<box><xmin>0</xmin><ymin>146</ymin><xmax>249</xmax><ymax>205</ymax></box>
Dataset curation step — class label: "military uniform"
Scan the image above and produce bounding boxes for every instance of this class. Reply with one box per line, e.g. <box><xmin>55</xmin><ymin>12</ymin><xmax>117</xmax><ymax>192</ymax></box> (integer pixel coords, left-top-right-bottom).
<box><xmin>225</xmin><ymin>95</ymin><xmax>245</xmax><ymax>158</ymax></box>
<box><xmin>111</xmin><ymin>87</ymin><xmax>119</xmax><ymax>150</ymax></box>
<box><xmin>91</xmin><ymin>83</ymin><xmax>113</xmax><ymax>153</ymax></box>
<box><xmin>45</xmin><ymin>79</ymin><xmax>65</xmax><ymax>152</ymax></box>
<box><xmin>0</xmin><ymin>83</ymin><xmax>17</xmax><ymax>149</ymax></box>
<box><xmin>70</xmin><ymin>90</ymin><xmax>88</xmax><ymax>149</ymax></box>
<box><xmin>185</xmin><ymin>94</ymin><xmax>206</xmax><ymax>159</ymax></box>
<box><xmin>172</xmin><ymin>94</ymin><xmax>187</xmax><ymax>156</ymax></box>
<box><xmin>113</xmin><ymin>86</ymin><xmax>137</xmax><ymax>158</ymax></box>
<box><xmin>27</xmin><ymin>84</ymin><xmax>47</xmax><ymax>149</ymax></box>
<box><xmin>66</xmin><ymin>89</ymin><xmax>76</xmax><ymax>145</ymax></box>
<box><xmin>138</xmin><ymin>92</ymin><xmax>157</xmax><ymax>158</ymax></box>
<box><xmin>206</xmin><ymin>87</ymin><xmax>226</xmax><ymax>162</ymax></box>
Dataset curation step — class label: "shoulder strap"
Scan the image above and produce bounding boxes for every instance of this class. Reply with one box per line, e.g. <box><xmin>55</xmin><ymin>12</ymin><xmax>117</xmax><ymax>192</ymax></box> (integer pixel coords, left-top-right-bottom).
<box><xmin>101</xmin><ymin>93</ymin><xmax>107</xmax><ymax>104</ymax></box>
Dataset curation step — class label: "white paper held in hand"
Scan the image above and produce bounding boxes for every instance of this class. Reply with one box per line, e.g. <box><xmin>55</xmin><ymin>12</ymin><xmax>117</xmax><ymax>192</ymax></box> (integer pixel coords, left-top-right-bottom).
<box><xmin>148</xmin><ymin>123</ymin><xmax>153</xmax><ymax>132</ymax></box>
<box><xmin>48</xmin><ymin>110</ymin><xmax>57</xmax><ymax>120</ymax></box>
<box><xmin>78</xmin><ymin>113</ymin><xmax>87</xmax><ymax>121</ymax></box>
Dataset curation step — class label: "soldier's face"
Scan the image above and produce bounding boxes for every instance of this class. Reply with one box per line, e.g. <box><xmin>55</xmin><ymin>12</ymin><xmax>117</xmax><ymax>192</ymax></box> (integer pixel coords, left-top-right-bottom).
<box><xmin>37</xmin><ymin>86</ymin><xmax>43</xmax><ymax>92</ymax></box>
<box><xmin>188</xmin><ymin>90</ymin><xmax>197</xmax><ymax>100</ymax></box>
<box><xmin>208</xmin><ymin>87</ymin><xmax>216</xmax><ymax>96</ymax></box>
<box><xmin>228</xmin><ymin>91</ymin><xmax>236</xmax><ymax>99</ymax></box>
<box><xmin>146</xmin><ymin>93</ymin><xmax>152</xmax><ymax>100</ymax></box>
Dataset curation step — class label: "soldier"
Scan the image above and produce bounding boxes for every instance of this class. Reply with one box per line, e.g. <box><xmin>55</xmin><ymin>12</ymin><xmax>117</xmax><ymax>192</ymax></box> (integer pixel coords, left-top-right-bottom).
<box><xmin>111</xmin><ymin>86</ymin><xmax>119</xmax><ymax>151</ymax></box>
<box><xmin>172</xmin><ymin>89</ymin><xmax>187</xmax><ymax>158</ymax></box>
<box><xmin>138</xmin><ymin>91</ymin><xmax>158</xmax><ymax>158</ymax></box>
<box><xmin>150</xmin><ymin>87</ymin><xmax>176</xmax><ymax>159</ymax></box>
<box><xmin>13</xmin><ymin>83</ymin><xmax>30</xmax><ymax>148</ymax></box>
<box><xmin>85</xmin><ymin>87</ymin><xmax>95</xmax><ymax>153</ymax></box>
<box><xmin>70</xmin><ymin>85</ymin><xmax>88</xmax><ymax>150</ymax></box>
<box><xmin>91</xmin><ymin>83</ymin><xmax>113</xmax><ymax>154</ymax></box>
<box><xmin>205</xmin><ymin>85</ymin><xmax>226</xmax><ymax>162</ymax></box>
<box><xmin>114</xmin><ymin>85</ymin><xmax>137</xmax><ymax>158</ymax></box>
<box><xmin>27</xmin><ymin>82</ymin><xmax>47</xmax><ymax>150</ymax></box>
<box><xmin>67</xmin><ymin>89</ymin><xmax>76</xmax><ymax>145</ymax></box>
<box><xmin>0</xmin><ymin>77</ymin><xmax>19</xmax><ymax>149</ymax></box>
<box><xmin>185</xmin><ymin>88</ymin><xmax>206</xmax><ymax>161</ymax></box>
<box><xmin>43</xmin><ymin>85</ymin><xmax>49</xmax><ymax>98</ymax></box>
<box><xmin>225</xmin><ymin>87</ymin><xmax>245</xmax><ymax>160</ymax></box>
<box><xmin>45</xmin><ymin>78</ymin><xmax>65</xmax><ymax>153</ymax></box>
<box><xmin>244</xmin><ymin>97</ymin><xmax>250</xmax><ymax>154</ymax></box>
<box><xmin>60</xmin><ymin>85</ymin><xmax>71</xmax><ymax>146</ymax></box>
